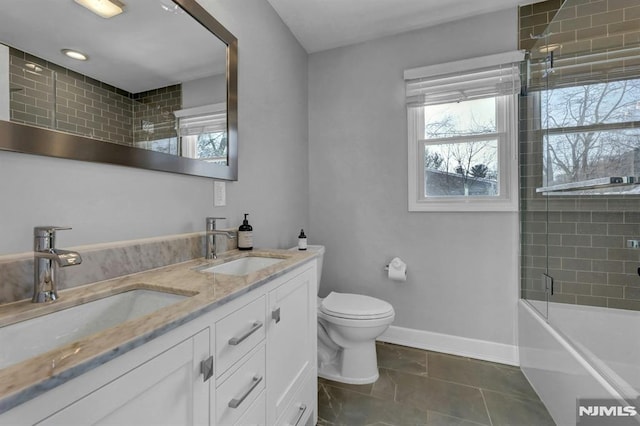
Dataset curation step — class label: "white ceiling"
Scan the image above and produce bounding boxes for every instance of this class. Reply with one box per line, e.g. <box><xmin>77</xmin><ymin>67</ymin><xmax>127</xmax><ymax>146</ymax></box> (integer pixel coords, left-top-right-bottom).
<box><xmin>266</xmin><ymin>0</ymin><xmax>526</xmax><ymax>53</ymax></box>
<box><xmin>1</xmin><ymin>0</ymin><xmax>526</xmax><ymax>92</ymax></box>
<box><xmin>0</xmin><ymin>0</ymin><xmax>226</xmax><ymax>93</ymax></box>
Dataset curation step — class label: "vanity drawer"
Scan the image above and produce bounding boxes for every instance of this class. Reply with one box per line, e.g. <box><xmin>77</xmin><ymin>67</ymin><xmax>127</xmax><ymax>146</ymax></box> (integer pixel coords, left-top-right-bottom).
<box><xmin>276</xmin><ymin>372</ymin><xmax>316</xmax><ymax>426</ymax></box>
<box><xmin>216</xmin><ymin>345</ymin><xmax>266</xmax><ymax>426</ymax></box>
<box><xmin>216</xmin><ymin>295</ymin><xmax>266</xmax><ymax>376</ymax></box>
<box><xmin>235</xmin><ymin>390</ymin><xmax>266</xmax><ymax>426</ymax></box>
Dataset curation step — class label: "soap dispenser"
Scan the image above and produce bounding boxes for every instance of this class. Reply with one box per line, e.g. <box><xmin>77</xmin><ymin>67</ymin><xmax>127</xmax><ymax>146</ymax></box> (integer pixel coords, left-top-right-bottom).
<box><xmin>238</xmin><ymin>213</ymin><xmax>253</xmax><ymax>251</ymax></box>
<box><xmin>298</xmin><ymin>229</ymin><xmax>307</xmax><ymax>250</ymax></box>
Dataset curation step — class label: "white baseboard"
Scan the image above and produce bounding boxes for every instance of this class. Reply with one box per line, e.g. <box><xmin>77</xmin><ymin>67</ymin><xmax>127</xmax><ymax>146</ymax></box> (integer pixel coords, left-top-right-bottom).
<box><xmin>378</xmin><ymin>325</ymin><xmax>519</xmax><ymax>366</ymax></box>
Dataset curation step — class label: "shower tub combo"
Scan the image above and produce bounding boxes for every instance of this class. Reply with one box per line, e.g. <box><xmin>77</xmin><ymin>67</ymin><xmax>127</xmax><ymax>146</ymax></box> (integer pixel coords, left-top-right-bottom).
<box><xmin>519</xmin><ymin>300</ymin><xmax>640</xmax><ymax>425</ymax></box>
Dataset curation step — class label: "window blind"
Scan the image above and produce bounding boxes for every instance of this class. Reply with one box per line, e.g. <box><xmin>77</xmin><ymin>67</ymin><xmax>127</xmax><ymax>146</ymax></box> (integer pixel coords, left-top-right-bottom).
<box><xmin>405</xmin><ymin>51</ymin><xmax>524</xmax><ymax>107</ymax></box>
<box><xmin>177</xmin><ymin>112</ymin><xmax>227</xmax><ymax>136</ymax></box>
<box><xmin>173</xmin><ymin>103</ymin><xmax>227</xmax><ymax>137</ymax></box>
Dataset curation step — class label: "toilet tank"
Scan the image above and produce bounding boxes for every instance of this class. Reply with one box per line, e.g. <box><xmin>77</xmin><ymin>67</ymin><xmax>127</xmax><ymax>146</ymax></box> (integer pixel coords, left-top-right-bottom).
<box><xmin>289</xmin><ymin>245</ymin><xmax>324</xmax><ymax>291</ymax></box>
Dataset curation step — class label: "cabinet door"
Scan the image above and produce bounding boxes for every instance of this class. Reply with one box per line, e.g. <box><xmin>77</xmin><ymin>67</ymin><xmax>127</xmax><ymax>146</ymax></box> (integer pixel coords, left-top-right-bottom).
<box><xmin>38</xmin><ymin>328</ymin><xmax>210</xmax><ymax>426</ymax></box>
<box><xmin>275</xmin><ymin>372</ymin><xmax>316</xmax><ymax>426</ymax></box>
<box><xmin>267</xmin><ymin>267</ymin><xmax>316</xmax><ymax>422</ymax></box>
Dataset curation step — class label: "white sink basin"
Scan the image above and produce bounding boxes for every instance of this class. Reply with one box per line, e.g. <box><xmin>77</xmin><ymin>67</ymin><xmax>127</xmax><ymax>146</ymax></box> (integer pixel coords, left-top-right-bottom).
<box><xmin>0</xmin><ymin>289</ymin><xmax>188</xmax><ymax>370</ymax></box>
<box><xmin>201</xmin><ymin>256</ymin><xmax>284</xmax><ymax>276</ymax></box>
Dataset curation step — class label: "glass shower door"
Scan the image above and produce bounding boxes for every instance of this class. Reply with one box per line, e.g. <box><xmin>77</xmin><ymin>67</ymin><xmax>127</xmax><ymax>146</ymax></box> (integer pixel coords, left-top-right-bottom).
<box><xmin>520</xmin><ymin>35</ymin><xmax>554</xmax><ymax>319</ymax></box>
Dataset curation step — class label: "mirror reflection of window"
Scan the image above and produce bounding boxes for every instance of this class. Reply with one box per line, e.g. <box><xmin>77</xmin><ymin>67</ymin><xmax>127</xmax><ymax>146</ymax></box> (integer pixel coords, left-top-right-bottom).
<box><xmin>175</xmin><ymin>103</ymin><xmax>227</xmax><ymax>164</ymax></box>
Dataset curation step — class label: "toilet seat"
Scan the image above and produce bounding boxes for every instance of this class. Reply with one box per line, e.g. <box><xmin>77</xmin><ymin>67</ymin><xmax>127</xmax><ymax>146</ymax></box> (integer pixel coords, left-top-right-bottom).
<box><xmin>320</xmin><ymin>292</ymin><xmax>394</xmax><ymax>320</ymax></box>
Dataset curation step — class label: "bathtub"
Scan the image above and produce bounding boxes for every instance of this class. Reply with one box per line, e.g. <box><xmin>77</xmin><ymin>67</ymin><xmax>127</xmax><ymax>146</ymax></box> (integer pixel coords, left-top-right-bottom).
<box><xmin>518</xmin><ymin>299</ymin><xmax>640</xmax><ymax>426</ymax></box>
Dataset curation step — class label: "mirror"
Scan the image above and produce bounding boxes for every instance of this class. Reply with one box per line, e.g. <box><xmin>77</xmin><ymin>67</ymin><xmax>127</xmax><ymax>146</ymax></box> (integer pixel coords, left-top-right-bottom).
<box><xmin>0</xmin><ymin>0</ymin><xmax>238</xmax><ymax>180</ymax></box>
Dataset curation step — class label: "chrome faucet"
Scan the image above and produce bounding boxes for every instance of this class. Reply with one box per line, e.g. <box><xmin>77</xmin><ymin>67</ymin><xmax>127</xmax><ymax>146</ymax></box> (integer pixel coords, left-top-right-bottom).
<box><xmin>206</xmin><ymin>217</ymin><xmax>236</xmax><ymax>260</ymax></box>
<box><xmin>33</xmin><ymin>226</ymin><xmax>82</xmax><ymax>303</ymax></box>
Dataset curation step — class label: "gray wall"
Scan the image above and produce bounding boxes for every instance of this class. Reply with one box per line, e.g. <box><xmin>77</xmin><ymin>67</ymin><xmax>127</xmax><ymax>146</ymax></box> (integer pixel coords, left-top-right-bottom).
<box><xmin>0</xmin><ymin>0</ymin><xmax>308</xmax><ymax>255</ymax></box>
<box><xmin>308</xmin><ymin>9</ymin><xmax>520</xmax><ymax>345</ymax></box>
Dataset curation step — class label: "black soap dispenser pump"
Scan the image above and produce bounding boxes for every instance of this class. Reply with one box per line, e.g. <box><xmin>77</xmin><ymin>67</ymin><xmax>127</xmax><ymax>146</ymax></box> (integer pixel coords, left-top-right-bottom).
<box><xmin>238</xmin><ymin>213</ymin><xmax>253</xmax><ymax>251</ymax></box>
<box><xmin>298</xmin><ymin>229</ymin><xmax>307</xmax><ymax>250</ymax></box>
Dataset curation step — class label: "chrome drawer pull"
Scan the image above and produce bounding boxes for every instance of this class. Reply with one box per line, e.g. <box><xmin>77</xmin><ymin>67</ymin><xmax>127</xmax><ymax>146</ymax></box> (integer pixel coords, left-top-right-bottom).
<box><xmin>290</xmin><ymin>404</ymin><xmax>307</xmax><ymax>426</ymax></box>
<box><xmin>228</xmin><ymin>321</ymin><xmax>263</xmax><ymax>346</ymax></box>
<box><xmin>228</xmin><ymin>375</ymin><xmax>263</xmax><ymax>409</ymax></box>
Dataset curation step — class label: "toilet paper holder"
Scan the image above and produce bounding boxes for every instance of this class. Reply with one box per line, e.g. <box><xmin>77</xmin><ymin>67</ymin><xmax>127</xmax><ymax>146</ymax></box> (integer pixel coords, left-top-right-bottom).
<box><xmin>384</xmin><ymin>256</ymin><xmax>408</xmax><ymax>279</ymax></box>
<box><xmin>384</xmin><ymin>264</ymin><xmax>408</xmax><ymax>273</ymax></box>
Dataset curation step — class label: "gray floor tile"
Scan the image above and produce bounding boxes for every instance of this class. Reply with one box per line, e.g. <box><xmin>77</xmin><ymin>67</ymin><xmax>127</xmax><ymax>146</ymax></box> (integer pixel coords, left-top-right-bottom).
<box><xmin>318</xmin><ymin>382</ymin><xmax>430</xmax><ymax>425</ymax></box>
<box><xmin>428</xmin><ymin>352</ymin><xmax>540</xmax><ymax>401</ymax></box>
<box><xmin>318</xmin><ymin>381</ymin><xmax>487</xmax><ymax>426</ymax></box>
<box><xmin>376</xmin><ymin>342</ymin><xmax>428</xmax><ymax>376</ymax></box>
<box><xmin>427</xmin><ymin>411</ymin><xmax>489</xmax><ymax>426</ymax></box>
<box><xmin>482</xmin><ymin>389</ymin><xmax>556</xmax><ymax>426</ymax></box>
<box><xmin>371</xmin><ymin>367</ymin><xmax>397</xmax><ymax>400</ymax></box>
<box><xmin>319</xmin><ymin>376</ymin><xmax>374</xmax><ymax>396</ymax></box>
<box><xmin>384</xmin><ymin>368</ymin><xmax>491</xmax><ymax>425</ymax></box>
<box><xmin>317</xmin><ymin>343</ymin><xmax>555</xmax><ymax>426</ymax></box>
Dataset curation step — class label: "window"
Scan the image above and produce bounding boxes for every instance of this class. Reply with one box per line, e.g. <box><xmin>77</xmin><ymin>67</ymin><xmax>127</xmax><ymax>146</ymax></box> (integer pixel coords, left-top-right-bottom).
<box><xmin>174</xmin><ymin>103</ymin><xmax>228</xmax><ymax>164</ymax></box>
<box><xmin>541</xmin><ymin>78</ymin><xmax>640</xmax><ymax>190</ymax></box>
<box><xmin>406</xmin><ymin>52</ymin><xmax>522</xmax><ymax>212</ymax></box>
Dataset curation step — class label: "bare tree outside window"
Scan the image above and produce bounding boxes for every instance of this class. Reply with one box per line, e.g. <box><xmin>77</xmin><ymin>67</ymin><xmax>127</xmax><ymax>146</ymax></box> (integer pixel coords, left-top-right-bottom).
<box><xmin>197</xmin><ymin>132</ymin><xmax>227</xmax><ymax>163</ymax></box>
<box><xmin>542</xmin><ymin>79</ymin><xmax>640</xmax><ymax>186</ymax></box>
<box><xmin>423</xmin><ymin>98</ymin><xmax>499</xmax><ymax>196</ymax></box>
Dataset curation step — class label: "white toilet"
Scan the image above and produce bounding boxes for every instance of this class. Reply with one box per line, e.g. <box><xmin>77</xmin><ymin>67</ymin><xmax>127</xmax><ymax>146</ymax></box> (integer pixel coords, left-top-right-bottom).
<box><xmin>302</xmin><ymin>245</ymin><xmax>395</xmax><ymax>384</ymax></box>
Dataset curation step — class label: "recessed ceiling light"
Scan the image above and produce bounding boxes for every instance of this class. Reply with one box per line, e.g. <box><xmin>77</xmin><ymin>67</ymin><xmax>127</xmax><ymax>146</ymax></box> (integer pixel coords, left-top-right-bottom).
<box><xmin>62</xmin><ymin>49</ymin><xmax>89</xmax><ymax>61</ymax></box>
<box><xmin>74</xmin><ymin>0</ymin><xmax>125</xmax><ymax>19</ymax></box>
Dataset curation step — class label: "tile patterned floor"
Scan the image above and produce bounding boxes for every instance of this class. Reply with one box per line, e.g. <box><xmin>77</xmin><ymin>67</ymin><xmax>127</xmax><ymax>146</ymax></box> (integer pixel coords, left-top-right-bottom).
<box><xmin>318</xmin><ymin>342</ymin><xmax>555</xmax><ymax>426</ymax></box>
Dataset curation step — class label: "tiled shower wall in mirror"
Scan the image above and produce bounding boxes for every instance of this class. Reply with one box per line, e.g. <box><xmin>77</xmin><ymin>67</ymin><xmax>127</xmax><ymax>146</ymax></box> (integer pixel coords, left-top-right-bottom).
<box><xmin>520</xmin><ymin>0</ymin><xmax>640</xmax><ymax>311</ymax></box>
<box><xmin>8</xmin><ymin>47</ymin><xmax>179</xmax><ymax>148</ymax></box>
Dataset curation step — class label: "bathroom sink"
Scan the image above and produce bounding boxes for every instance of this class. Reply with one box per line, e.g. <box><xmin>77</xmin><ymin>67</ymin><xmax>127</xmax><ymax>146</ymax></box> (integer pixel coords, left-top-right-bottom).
<box><xmin>0</xmin><ymin>289</ymin><xmax>188</xmax><ymax>370</ymax></box>
<box><xmin>200</xmin><ymin>256</ymin><xmax>284</xmax><ymax>276</ymax></box>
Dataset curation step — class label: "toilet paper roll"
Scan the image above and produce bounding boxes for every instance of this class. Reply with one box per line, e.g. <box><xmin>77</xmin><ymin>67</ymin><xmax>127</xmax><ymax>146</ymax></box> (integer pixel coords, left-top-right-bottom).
<box><xmin>387</xmin><ymin>257</ymin><xmax>407</xmax><ymax>282</ymax></box>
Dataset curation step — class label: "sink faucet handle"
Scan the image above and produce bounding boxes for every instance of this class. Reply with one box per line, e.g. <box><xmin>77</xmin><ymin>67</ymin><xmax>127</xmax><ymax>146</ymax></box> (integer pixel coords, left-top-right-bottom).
<box><xmin>34</xmin><ymin>226</ymin><xmax>72</xmax><ymax>236</ymax></box>
<box><xmin>33</xmin><ymin>226</ymin><xmax>72</xmax><ymax>251</ymax></box>
<box><xmin>206</xmin><ymin>217</ymin><xmax>226</xmax><ymax>230</ymax></box>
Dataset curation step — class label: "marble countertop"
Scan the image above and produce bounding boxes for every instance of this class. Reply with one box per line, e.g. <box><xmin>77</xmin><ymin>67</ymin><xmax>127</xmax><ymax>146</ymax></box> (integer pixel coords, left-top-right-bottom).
<box><xmin>0</xmin><ymin>248</ymin><xmax>317</xmax><ymax>413</ymax></box>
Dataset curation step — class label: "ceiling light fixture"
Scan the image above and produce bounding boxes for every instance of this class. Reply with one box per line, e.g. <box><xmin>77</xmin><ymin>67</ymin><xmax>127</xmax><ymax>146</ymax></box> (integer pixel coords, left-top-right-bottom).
<box><xmin>24</xmin><ymin>63</ymin><xmax>44</xmax><ymax>73</ymax></box>
<box><xmin>73</xmin><ymin>0</ymin><xmax>125</xmax><ymax>19</ymax></box>
<box><xmin>62</xmin><ymin>49</ymin><xmax>89</xmax><ymax>61</ymax></box>
<box><xmin>160</xmin><ymin>0</ymin><xmax>184</xmax><ymax>14</ymax></box>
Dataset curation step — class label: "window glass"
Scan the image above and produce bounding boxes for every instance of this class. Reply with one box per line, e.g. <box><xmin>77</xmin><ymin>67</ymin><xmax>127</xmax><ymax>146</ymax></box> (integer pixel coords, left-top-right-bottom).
<box><xmin>422</xmin><ymin>97</ymin><xmax>499</xmax><ymax>198</ymax></box>
<box><xmin>424</xmin><ymin>139</ymin><xmax>498</xmax><ymax>196</ymax></box>
<box><xmin>542</xmin><ymin>78</ymin><xmax>640</xmax><ymax>187</ymax></box>
<box><xmin>542</xmin><ymin>79</ymin><xmax>640</xmax><ymax>129</ymax></box>
<box><xmin>424</xmin><ymin>98</ymin><xmax>496</xmax><ymax>138</ymax></box>
<box><xmin>196</xmin><ymin>132</ymin><xmax>227</xmax><ymax>163</ymax></box>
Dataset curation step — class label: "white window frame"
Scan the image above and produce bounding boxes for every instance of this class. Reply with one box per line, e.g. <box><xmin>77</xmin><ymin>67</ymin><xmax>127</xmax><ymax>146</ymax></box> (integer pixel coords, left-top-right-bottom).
<box><xmin>406</xmin><ymin>53</ymin><xmax>521</xmax><ymax>212</ymax></box>
<box><xmin>174</xmin><ymin>102</ymin><xmax>227</xmax><ymax>162</ymax></box>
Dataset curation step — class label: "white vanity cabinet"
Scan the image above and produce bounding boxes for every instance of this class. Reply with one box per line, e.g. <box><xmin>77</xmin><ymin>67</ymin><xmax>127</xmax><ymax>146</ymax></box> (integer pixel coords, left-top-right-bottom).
<box><xmin>0</xmin><ymin>259</ymin><xmax>317</xmax><ymax>426</ymax></box>
<box><xmin>39</xmin><ymin>328</ymin><xmax>210</xmax><ymax>426</ymax></box>
<box><xmin>212</xmin><ymin>295</ymin><xmax>267</xmax><ymax>426</ymax></box>
<box><xmin>267</xmin><ymin>266</ymin><xmax>317</xmax><ymax>426</ymax></box>
<box><xmin>0</xmin><ymin>321</ymin><xmax>212</xmax><ymax>426</ymax></box>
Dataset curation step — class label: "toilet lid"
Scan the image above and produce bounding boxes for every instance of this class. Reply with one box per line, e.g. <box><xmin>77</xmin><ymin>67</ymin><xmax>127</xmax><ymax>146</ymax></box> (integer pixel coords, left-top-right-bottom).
<box><xmin>320</xmin><ymin>292</ymin><xmax>394</xmax><ymax>320</ymax></box>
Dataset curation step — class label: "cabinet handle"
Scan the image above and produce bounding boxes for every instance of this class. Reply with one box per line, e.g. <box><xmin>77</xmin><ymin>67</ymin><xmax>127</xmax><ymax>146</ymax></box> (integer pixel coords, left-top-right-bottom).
<box><xmin>272</xmin><ymin>307</ymin><xmax>281</xmax><ymax>323</ymax></box>
<box><xmin>289</xmin><ymin>404</ymin><xmax>307</xmax><ymax>426</ymax></box>
<box><xmin>200</xmin><ymin>356</ymin><xmax>214</xmax><ymax>382</ymax></box>
<box><xmin>228</xmin><ymin>321</ymin><xmax>263</xmax><ymax>345</ymax></box>
<box><xmin>228</xmin><ymin>375</ymin><xmax>263</xmax><ymax>409</ymax></box>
